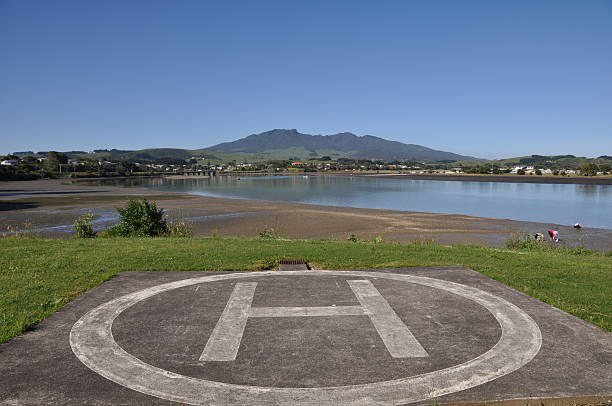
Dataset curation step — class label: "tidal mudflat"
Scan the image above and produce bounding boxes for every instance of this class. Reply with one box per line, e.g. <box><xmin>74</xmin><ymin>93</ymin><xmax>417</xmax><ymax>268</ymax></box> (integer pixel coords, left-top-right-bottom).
<box><xmin>2</xmin><ymin>179</ymin><xmax>611</xmax><ymax>252</ymax></box>
<box><xmin>83</xmin><ymin>175</ymin><xmax>612</xmax><ymax>230</ymax></box>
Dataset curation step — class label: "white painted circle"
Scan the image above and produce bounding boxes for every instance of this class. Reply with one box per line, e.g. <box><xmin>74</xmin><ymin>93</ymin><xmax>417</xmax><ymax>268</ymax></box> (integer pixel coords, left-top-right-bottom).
<box><xmin>70</xmin><ymin>270</ymin><xmax>542</xmax><ymax>405</ymax></box>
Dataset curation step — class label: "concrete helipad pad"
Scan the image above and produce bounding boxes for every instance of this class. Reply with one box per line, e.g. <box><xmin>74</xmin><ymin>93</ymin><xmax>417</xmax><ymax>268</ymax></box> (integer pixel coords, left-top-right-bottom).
<box><xmin>1</xmin><ymin>267</ymin><xmax>611</xmax><ymax>405</ymax></box>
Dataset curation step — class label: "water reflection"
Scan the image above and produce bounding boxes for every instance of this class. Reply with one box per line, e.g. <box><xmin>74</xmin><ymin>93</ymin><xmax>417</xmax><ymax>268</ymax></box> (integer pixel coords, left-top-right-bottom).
<box><xmin>79</xmin><ymin>176</ymin><xmax>612</xmax><ymax>229</ymax></box>
<box><xmin>576</xmin><ymin>184</ymin><xmax>604</xmax><ymax>198</ymax></box>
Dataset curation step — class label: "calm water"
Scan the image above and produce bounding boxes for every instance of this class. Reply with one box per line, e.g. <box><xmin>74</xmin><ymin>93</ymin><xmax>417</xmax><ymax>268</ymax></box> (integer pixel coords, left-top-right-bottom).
<box><xmin>89</xmin><ymin>175</ymin><xmax>612</xmax><ymax>229</ymax></box>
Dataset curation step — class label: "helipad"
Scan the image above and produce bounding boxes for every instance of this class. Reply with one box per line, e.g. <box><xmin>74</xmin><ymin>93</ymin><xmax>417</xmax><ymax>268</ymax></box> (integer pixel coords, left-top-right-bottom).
<box><xmin>1</xmin><ymin>267</ymin><xmax>611</xmax><ymax>405</ymax></box>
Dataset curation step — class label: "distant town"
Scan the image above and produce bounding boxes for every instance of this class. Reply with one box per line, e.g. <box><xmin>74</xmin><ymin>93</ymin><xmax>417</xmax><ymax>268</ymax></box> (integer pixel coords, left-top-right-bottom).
<box><xmin>1</xmin><ymin>150</ymin><xmax>611</xmax><ymax>181</ymax></box>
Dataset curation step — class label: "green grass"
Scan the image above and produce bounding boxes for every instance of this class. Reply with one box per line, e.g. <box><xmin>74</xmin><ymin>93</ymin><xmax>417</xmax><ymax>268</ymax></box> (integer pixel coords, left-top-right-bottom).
<box><xmin>1</xmin><ymin>237</ymin><xmax>610</xmax><ymax>343</ymax></box>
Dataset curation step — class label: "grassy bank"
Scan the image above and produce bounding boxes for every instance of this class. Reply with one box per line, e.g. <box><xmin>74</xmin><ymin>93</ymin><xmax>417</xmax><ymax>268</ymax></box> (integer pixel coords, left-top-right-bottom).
<box><xmin>1</xmin><ymin>237</ymin><xmax>610</xmax><ymax>343</ymax></box>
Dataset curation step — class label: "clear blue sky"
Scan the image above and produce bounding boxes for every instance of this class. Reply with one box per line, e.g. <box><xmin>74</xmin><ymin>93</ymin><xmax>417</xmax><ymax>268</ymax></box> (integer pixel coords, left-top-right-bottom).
<box><xmin>1</xmin><ymin>0</ymin><xmax>611</xmax><ymax>159</ymax></box>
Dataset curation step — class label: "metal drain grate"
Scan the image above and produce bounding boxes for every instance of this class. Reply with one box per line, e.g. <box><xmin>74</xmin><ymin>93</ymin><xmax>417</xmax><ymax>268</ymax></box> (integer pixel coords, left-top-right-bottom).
<box><xmin>279</xmin><ymin>259</ymin><xmax>307</xmax><ymax>265</ymax></box>
<box><xmin>279</xmin><ymin>259</ymin><xmax>309</xmax><ymax>271</ymax></box>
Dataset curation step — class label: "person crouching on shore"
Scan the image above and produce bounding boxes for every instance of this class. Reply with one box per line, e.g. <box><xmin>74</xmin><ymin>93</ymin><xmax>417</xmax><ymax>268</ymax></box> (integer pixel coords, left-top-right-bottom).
<box><xmin>548</xmin><ymin>228</ymin><xmax>559</xmax><ymax>242</ymax></box>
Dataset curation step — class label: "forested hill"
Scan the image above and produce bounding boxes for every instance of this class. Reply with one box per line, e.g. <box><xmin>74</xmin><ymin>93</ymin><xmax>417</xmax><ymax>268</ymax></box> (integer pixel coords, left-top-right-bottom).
<box><xmin>204</xmin><ymin>129</ymin><xmax>479</xmax><ymax>161</ymax></box>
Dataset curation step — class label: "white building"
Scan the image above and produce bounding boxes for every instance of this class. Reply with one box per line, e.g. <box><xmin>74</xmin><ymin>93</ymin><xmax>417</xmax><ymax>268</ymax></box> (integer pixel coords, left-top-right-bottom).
<box><xmin>1</xmin><ymin>160</ymin><xmax>19</xmax><ymax>166</ymax></box>
<box><xmin>510</xmin><ymin>166</ymin><xmax>536</xmax><ymax>174</ymax></box>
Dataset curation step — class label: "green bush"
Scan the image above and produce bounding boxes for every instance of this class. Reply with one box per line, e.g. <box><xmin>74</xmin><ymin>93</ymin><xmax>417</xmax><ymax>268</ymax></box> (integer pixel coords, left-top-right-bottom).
<box><xmin>347</xmin><ymin>234</ymin><xmax>359</xmax><ymax>243</ymax></box>
<box><xmin>99</xmin><ymin>200</ymin><xmax>196</xmax><ymax>238</ymax></box>
<box><xmin>259</xmin><ymin>228</ymin><xmax>279</xmax><ymax>239</ymax></box>
<box><xmin>505</xmin><ymin>233</ymin><xmax>543</xmax><ymax>249</ymax></box>
<box><xmin>73</xmin><ymin>214</ymin><xmax>96</xmax><ymax>238</ymax></box>
<box><xmin>99</xmin><ymin>226</ymin><xmax>124</xmax><ymax>238</ymax></box>
<box><xmin>579</xmin><ymin>163</ymin><xmax>599</xmax><ymax>176</ymax></box>
<box><xmin>108</xmin><ymin>199</ymin><xmax>168</xmax><ymax>237</ymax></box>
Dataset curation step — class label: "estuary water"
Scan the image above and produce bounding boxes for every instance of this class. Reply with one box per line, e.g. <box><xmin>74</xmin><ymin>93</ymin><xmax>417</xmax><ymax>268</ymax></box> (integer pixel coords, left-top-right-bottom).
<box><xmin>89</xmin><ymin>175</ymin><xmax>612</xmax><ymax>229</ymax></box>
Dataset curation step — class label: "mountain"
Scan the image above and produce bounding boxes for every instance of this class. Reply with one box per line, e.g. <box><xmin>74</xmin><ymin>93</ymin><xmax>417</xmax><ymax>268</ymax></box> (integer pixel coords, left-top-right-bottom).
<box><xmin>204</xmin><ymin>129</ymin><xmax>479</xmax><ymax>162</ymax></box>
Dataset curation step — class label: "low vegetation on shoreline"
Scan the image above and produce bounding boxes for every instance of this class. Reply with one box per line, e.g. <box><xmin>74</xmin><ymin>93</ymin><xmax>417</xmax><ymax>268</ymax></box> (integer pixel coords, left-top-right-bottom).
<box><xmin>1</xmin><ymin>236</ymin><xmax>610</xmax><ymax>344</ymax></box>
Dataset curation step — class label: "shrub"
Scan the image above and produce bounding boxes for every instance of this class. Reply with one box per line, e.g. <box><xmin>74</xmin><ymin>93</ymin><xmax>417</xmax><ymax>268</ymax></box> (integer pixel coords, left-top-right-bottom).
<box><xmin>73</xmin><ymin>214</ymin><xmax>96</xmax><ymax>238</ymax></box>
<box><xmin>259</xmin><ymin>228</ymin><xmax>279</xmax><ymax>239</ymax></box>
<box><xmin>347</xmin><ymin>234</ymin><xmax>359</xmax><ymax>243</ymax></box>
<box><xmin>579</xmin><ymin>163</ymin><xmax>599</xmax><ymax>176</ymax></box>
<box><xmin>99</xmin><ymin>226</ymin><xmax>124</xmax><ymax>238</ymax></box>
<box><xmin>373</xmin><ymin>235</ymin><xmax>383</xmax><ymax>244</ymax></box>
<box><xmin>505</xmin><ymin>233</ymin><xmax>542</xmax><ymax>249</ymax></box>
<box><xmin>99</xmin><ymin>200</ymin><xmax>196</xmax><ymax>238</ymax></box>
<box><xmin>111</xmin><ymin>199</ymin><xmax>168</xmax><ymax>237</ymax></box>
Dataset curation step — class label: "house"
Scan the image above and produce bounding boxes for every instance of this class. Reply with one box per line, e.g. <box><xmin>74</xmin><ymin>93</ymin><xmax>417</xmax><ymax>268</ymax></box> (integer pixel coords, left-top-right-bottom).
<box><xmin>510</xmin><ymin>166</ymin><xmax>534</xmax><ymax>174</ymax></box>
<box><xmin>1</xmin><ymin>159</ymin><xmax>19</xmax><ymax>166</ymax></box>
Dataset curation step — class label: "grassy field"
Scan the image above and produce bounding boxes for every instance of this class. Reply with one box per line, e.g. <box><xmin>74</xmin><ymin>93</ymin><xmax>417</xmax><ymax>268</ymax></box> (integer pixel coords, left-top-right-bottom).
<box><xmin>1</xmin><ymin>236</ymin><xmax>611</xmax><ymax>343</ymax></box>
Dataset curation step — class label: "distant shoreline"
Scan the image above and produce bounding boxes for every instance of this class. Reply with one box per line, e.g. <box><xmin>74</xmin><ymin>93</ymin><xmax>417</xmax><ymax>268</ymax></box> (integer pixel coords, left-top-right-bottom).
<box><xmin>355</xmin><ymin>173</ymin><xmax>612</xmax><ymax>185</ymax></box>
<box><xmin>188</xmin><ymin>171</ymin><xmax>612</xmax><ymax>185</ymax></box>
<box><xmin>3</xmin><ymin>172</ymin><xmax>612</xmax><ymax>186</ymax></box>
